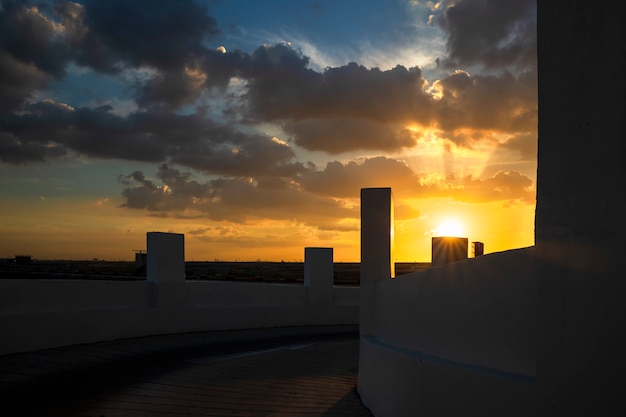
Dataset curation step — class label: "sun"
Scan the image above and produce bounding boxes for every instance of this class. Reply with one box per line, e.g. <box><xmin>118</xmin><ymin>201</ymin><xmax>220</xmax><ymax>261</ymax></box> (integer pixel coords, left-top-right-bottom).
<box><xmin>432</xmin><ymin>219</ymin><xmax>465</xmax><ymax>237</ymax></box>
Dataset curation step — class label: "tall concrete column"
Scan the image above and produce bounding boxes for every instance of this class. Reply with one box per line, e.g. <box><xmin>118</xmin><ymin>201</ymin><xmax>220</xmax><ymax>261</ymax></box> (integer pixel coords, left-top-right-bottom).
<box><xmin>536</xmin><ymin>1</ymin><xmax>625</xmax><ymax>414</ymax></box>
<box><xmin>304</xmin><ymin>247</ymin><xmax>334</xmax><ymax>305</ymax></box>
<box><xmin>360</xmin><ymin>187</ymin><xmax>395</xmax><ymax>337</ymax></box>
<box><xmin>147</xmin><ymin>232</ymin><xmax>186</xmax><ymax>308</ymax></box>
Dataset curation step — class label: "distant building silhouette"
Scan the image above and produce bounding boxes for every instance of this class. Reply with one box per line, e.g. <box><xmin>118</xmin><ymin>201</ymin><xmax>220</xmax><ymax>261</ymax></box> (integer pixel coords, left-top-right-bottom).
<box><xmin>15</xmin><ymin>255</ymin><xmax>32</xmax><ymax>265</ymax></box>
<box><xmin>431</xmin><ymin>237</ymin><xmax>468</xmax><ymax>266</ymax></box>
<box><xmin>472</xmin><ymin>241</ymin><xmax>484</xmax><ymax>257</ymax></box>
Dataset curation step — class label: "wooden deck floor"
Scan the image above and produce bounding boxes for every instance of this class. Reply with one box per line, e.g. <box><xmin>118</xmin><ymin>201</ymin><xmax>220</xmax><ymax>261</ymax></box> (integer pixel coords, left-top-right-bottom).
<box><xmin>0</xmin><ymin>325</ymin><xmax>372</xmax><ymax>416</ymax></box>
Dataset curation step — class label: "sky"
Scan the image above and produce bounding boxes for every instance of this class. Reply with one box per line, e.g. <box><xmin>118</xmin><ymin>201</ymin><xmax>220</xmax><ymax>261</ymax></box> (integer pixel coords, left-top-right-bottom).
<box><xmin>0</xmin><ymin>0</ymin><xmax>537</xmax><ymax>262</ymax></box>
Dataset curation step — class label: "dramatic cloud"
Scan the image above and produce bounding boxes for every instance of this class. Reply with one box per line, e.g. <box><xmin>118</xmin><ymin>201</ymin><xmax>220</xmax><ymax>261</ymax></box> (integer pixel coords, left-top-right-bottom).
<box><xmin>0</xmin><ymin>130</ymin><xmax>66</xmax><ymax>164</ymax></box>
<box><xmin>120</xmin><ymin>164</ymin><xmax>355</xmax><ymax>225</ymax></box>
<box><xmin>68</xmin><ymin>0</ymin><xmax>219</xmax><ymax>71</ymax></box>
<box><xmin>0</xmin><ymin>2</ymin><xmax>67</xmax><ymax>111</ymax></box>
<box><xmin>0</xmin><ymin>1</ymin><xmax>537</xmax><ymax>163</ymax></box>
<box><xmin>244</xmin><ymin>55</ymin><xmax>431</xmax><ymax>124</ymax></box>
<box><xmin>300</xmin><ymin>157</ymin><xmax>425</xmax><ymax>198</ymax></box>
<box><xmin>432</xmin><ymin>69</ymin><xmax>537</xmax><ymax>134</ymax></box>
<box><xmin>284</xmin><ymin>119</ymin><xmax>415</xmax><ymax>154</ymax></box>
<box><xmin>298</xmin><ymin>156</ymin><xmax>533</xmax><ymax>204</ymax></box>
<box><xmin>1</xmin><ymin>99</ymin><xmax>307</xmax><ymax>176</ymax></box>
<box><xmin>498</xmin><ymin>132</ymin><xmax>538</xmax><ymax>161</ymax></box>
<box><xmin>438</xmin><ymin>170</ymin><xmax>535</xmax><ymax>204</ymax></box>
<box><xmin>0</xmin><ymin>2</ymin><xmax>68</xmax><ymax>77</ymax></box>
<box><xmin>436</xmin><ymin>0</ymin><xmax>537</xmax><ymax>70</ymax></box>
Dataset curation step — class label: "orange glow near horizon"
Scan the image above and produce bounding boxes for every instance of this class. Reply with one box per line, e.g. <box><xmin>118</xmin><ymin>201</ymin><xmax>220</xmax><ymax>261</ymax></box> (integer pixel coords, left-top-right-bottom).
<box><xmin>0</xmin><ymin>195</ymin><xmax>535</xmax><ymax>262</ymax></box>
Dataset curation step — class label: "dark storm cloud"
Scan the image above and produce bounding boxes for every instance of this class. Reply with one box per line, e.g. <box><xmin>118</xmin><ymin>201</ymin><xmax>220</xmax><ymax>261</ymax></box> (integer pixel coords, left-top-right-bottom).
<box><xmin>134</xmin><ymin>47</ymin><xmax>244</xmax><ymax>110</ymax></box>
<box><xmin>134</xmin><ymin>68</ymin><xmax>205</xmax><ymax>110</ymax></box>
<box><xmin>0</xmin><ymin>131</ymin><xmax>66</xmax><ymax>164</ymax></box>
<box><xmin>0</xmin><ymin>0</ymin><xmax>232</xmax><ymax>111</ymax></box>
<box><xmin>2</xmin><ymin>101</ymin><xmax>168</xmax><ymax>162</ymax></box>
<box><xmin>78</xmin><ymin>0</ymin><xmax>219</xmax><ymax>71</ymax></box>
<box><xmin>243</xmin><ymin>48</ymin><xmax>431</xmax><ymax>124</ymax></box>
<box><xmin>299</xmin><ymin>156</ymin><xmax>427</xmax><ymax>198</ymax></box>
<box><xmin>298</xmin><ymin>156</ymin><xmax>534</xmax><ymax>204</ymax></box>
<box><xmin>243</xmin><ymin>45</ymin><xmax>535</xmax><ymax>150</ymax></box>
<box><xmin>436</xmin><ymin>0</ymin><xmax>537</xmax><ymax>70</ymax></box>
<box><xmin>58</xmin><ymin>0</ymin><xmax>238</xmax><ymax>108</ymax></box>
<box><xmin>0</xmin><ymin>50</ymin><xmax>50</xmax><ymax>112</ymax></box>
<box><xmin>120</xmin><ymin>164</ymin><xmax>213</xmax><ymax>211</ymax></box>
<box><xmin>1</xmin><ymin>99</ymin><xmax>305</xmax><ymax>177</ymax></box>
<box><xmin>284</xmin><ymin>119</ymin><xmax>414</xmax><ymax>154</ymax></box>
<box><xmin>432</xmin><ymin>69</ymin><xmax>537</xmax><ymax>135</ymax></box>
<box><xmin>170</xmin><ymin>132</ymin><xmax>307</xmax><ymax>178</ymax></box>
<box><xmin>444</xmin><ymin>170</ymin><xmax>535</xmax><ymax>204</ymax></box>
<box><xmin>53</xmin><ymin>0</ymin><xmax>118</xmax><ymax>73</ymax></box>
<box><xmin>0</xmin><ymin>1</ymin><xmax>68</xmax><ymax>77</ymax></box>
<box><xmin>498</xmin><ymin>132</ymin><xmax>538</xmax><ymax>161</ymax></box>
<box><xmin>118</xmin><ymin>157</ymin><xmax>533</xmax><ymax>222</ymax></box>
<box><xmin>239</xmin><ymin>43</ymin><xmax>320</xmax><ymax>120</ymax></box>
<box><xmin>120</xmin><ymin>164</ymin><xmax>355</xmax><ymax>223</ymax></box>
<box><xmin>0</xmin><ymin>1</ymin><xmax>68</xmax><ymax>111</ymax></box>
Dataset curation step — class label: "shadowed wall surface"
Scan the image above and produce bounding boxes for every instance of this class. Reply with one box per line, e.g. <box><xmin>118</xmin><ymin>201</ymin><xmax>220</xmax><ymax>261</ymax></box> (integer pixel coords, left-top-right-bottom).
<box><xmin>535</xmin><ymin>1</ymin><xmax>626</xmax><ymax>414</ymax></box>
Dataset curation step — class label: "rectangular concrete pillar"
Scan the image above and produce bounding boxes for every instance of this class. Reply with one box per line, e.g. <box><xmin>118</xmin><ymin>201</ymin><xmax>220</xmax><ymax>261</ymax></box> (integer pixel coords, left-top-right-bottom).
<box><xmin>360</xmin><ymin>187</ymin><xmax>395</xmax><ymax>336</ymax></box>
<box><xmin>147</xmin><ymin>232</ymin><xmax>185</xmax><ymax>307</ymax></box>
<box><xmin>535</xmin><ymin>2</ymin><xmax>626</xmax><ymax>413</ymax></box>
<box><xmin>304</xmin><ymin>247</ymin><xmax>333</xmax><ymax>305</ymax></box>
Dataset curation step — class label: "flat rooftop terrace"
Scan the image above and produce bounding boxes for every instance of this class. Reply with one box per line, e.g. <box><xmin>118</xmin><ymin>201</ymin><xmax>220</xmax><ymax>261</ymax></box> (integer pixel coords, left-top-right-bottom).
<box><xmin>0</xmin><ymin>325</ymin><xmax>372</xmax><ymax>416</ymax></box>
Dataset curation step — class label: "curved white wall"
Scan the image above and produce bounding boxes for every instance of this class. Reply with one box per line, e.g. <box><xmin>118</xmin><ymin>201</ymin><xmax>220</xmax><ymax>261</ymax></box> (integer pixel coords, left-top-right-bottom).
<box><xmin>358</xmin><ymin>248</ymin><xmax>538</xmax><ymax>417</ymax></box>
<box><xmin>0</xmin><ymin>279</ymin><xmax>359</xmax><ymax>355</ymax></box>
<box><xmin>375</xmin><ymin>247</ymin><xmax>536</xmax><ymax>377</ymax></box>
<box><xmin>0</xmin><ymin>239</ymin><xmax>359</xmax><ymax>355</ymax></box>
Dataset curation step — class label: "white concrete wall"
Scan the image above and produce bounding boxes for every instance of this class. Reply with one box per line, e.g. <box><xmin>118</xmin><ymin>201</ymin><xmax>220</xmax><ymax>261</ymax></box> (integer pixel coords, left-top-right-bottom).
<box><xmin>358</xmin><ymin>248</ymin><xmax>538</xmax><ymax>417</ymax></box>
<box><xmin>375</xmin><ymin>247</ymin><xmax>536</xmax><ymax>378</ymax></box>
<box><xmin>0</xmin><ymin>233</ymin><xmax>359</xmax><ymax>355</ymax></box>
<box><xmin>0</xmin><ymin>279</ymin><xmax>358</xmax><ymax>355</ymax></box>
<box><xmin>0</xmin><ymin>279</ymin><xmax>152</xmax><ymax>312</ymax></box>
<box><xmin>187</xmin><ymin>281</ymin><xmax>306</xmax><ymax>306</ymax></box>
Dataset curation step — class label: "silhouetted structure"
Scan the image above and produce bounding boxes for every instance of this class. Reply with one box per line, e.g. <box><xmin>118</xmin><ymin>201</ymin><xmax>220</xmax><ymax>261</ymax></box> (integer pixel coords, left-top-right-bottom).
<box><xmin>472</xmin><ymin>241</ymin><xmax>484</xmax><ymax>257</ymax></box>
<box><xmin>15</xmin><ymin>255</ymin><xmax>32</xmax><ymax>265</ymax></box>
<box><xmin>431</xmin><ymin>237</ymin><xmax>468</xmax><ymax>266</ymax></box>
<box><xmin>534</xmin><ymin>1</ymin><xmax>625</xmax><ymax>414</ymax></box>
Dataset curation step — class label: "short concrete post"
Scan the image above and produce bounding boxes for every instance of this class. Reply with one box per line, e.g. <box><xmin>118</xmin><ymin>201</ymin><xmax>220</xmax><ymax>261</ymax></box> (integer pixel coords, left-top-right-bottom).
<box><xmin>304</xmin><ymin>247</ymin><xmax>334</xmax><ymax>305</ymax></box>
<box><xmin>147</xmin><ymin>232</ymin><xmax>186</xmax><ymax>308</ymax></box>
<box><xmin>360</xmin><ymin>187</ymin><xmax>395</xmax><ymax>336</ymax></box>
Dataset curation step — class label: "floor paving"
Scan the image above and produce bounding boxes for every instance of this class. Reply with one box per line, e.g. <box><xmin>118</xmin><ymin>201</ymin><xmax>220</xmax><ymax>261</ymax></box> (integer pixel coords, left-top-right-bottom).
<box><xmin>0</xmin><ymin>325</ymin><xmax>373</xmax><ymax>416</ymax></box>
